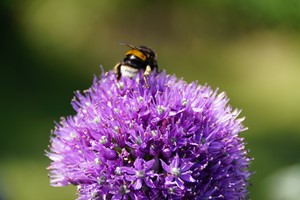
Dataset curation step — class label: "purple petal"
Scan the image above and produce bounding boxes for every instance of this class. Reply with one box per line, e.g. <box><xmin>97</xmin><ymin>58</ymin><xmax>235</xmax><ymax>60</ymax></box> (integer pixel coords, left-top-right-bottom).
<box><xmin>133</xmin><ymin>179</ymin><xmax>143</xmax><ymax>190</ymax></box>
<box><xmin>165</xmin><ymin>175</ymin><xmax>174</xmax><ymax>184</ymax></box>
<box><xmin>171</xmin><ymin>156</ymin><xmax>180</xmax><ymax>168</ymax></box>
<box><xmin>122</xmin><ymin>167</ymin><xmax>136</xmax><ymax>175</ymax></box>
<box><xmin>112</xmin><ymin>194</ymin><xmax>122</xmax><ymax>200</ymax></box>
<box><xmin>175</xmin><ymin>177</ymin><xmax>185</xmax><ymax>190</ymax></box>
<box><xmin>145</xmin><ymin>159</ymin><xmax>155</xmax><ymax>171</ymax></box>
<box><xmin>144</xmin><ymin>177</ymin><xmax>155</xmax><ymax>188</ymax></box>
<box><xmin>180</xmin><ymin>162</ymin><xmax>194</xmax><ymax>172</ymax></box>
<box><xmin>100</xmin><ymin>146</ymin><xmax>117</xmax><ymax>160</ymax></box>
<box><xmin>125</xmin><ymin>174</ymin><xmax>137</xmax><ymax>182</ymax></box>
<box><xmin>133</xmin><ymin>158</ymin><xmax>143</xmax><ymax>170</ymax></box>
<box><xmin>160</xmin><ymin>159</ymin><xmax>171</xmax><ymax>173</ymax></box>
<box><xmin>180</xmin><ymin>172</ymin><xmax>196</xmax><ymax>182</ymax></box>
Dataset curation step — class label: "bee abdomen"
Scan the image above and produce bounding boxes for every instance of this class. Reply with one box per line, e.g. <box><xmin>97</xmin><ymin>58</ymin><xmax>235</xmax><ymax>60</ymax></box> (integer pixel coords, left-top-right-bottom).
<box><xmin>120</xmin><ymin>65</ymin><xmax>139</xmax><ymax>78</ymax></box>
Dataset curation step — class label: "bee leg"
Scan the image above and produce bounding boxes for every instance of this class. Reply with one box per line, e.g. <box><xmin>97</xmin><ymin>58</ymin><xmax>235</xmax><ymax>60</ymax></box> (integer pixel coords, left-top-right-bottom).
<box><xmin>114</xmin><ymin>63</ymin><xmax>122</xmax><ymax>81</ymax></box>
<box><xmin>143</xmin><ymin>65</ymin><xmax>152</xmax><ymax>87</ymax></box>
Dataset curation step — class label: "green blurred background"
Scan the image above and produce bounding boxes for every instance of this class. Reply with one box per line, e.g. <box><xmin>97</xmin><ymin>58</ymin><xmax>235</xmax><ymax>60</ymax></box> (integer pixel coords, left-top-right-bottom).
<box><xmin>1</xmin><ymin>0</ymin><xmax>300</xmax><ymax>199</ymax></box>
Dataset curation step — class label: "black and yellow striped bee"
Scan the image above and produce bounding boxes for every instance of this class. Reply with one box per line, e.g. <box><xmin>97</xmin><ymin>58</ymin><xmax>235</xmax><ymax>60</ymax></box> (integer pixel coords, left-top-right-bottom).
<box><xmin>114</xmin><ymin>43</ymin><xmax>158</xmax><ymax>85</ymax></box>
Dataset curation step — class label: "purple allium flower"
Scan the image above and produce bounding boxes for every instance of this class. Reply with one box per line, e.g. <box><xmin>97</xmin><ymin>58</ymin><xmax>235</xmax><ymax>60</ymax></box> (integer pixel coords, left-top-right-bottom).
<box><xmin>47</xmin><ymin>70</ymin><xmax>251</xmax><ymax>200</ymax></box>
<box><xmin>160</xmin><ymin>154</ymin><xmax>196</xmax><ymax>190</ymax></box>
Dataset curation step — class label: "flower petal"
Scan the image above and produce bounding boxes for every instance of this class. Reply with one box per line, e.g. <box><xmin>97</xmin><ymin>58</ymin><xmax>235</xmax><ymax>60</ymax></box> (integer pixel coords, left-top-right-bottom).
<box><xmin>133</xmin><ymin>179</ymin><xmax>143</xmax><ymax>190</ymax></box>
<box><xmin>145</xmin><ymin>159</ymin><xmax>155</xmax><ymax>171</ymax></box>
<box><xmin>160</xmin><ymin>159</ymin><xmax>171</xmax><ymax>173</ymax></box>
<box><xmin>133</xmin><ymin>158</ymin><xmax>143</xmax><ymax>170</ymax></box>
<box><xmin>122</xmin><ymin>167</ymin><xmax>136</xmax><ymax>175</ymax></box>
<box><xmin>125</xmin><ymin>174</ymin><xmax>137</xmax><ymax>182</ymax></box>
<box><xmin>180</xmin><ymin>162</ymin><xmax>194</xmax><ymax>172</ymax></box>
<box><xmin>165</xmin><ymin>175</ymin><xmax>174</xmax><ymax>184</ymax></box>
<box><xmin>144</xmin><ymin>177</ymin><xmax>155</xmax><ymax>188</ymax></box>
<box><xmin>180</xmin><ymin>172</ymin><xmax>196</xmax><ymax>182</ymax></box>
<box><xmin>175</xmin><ymin>177</ymin><xmax>185</xmax><ymax>190</ymax></box>
<box><xmin>171</xmin><ymin>155</ymin><xmax>180</xmax><ymax>168</ymax></box>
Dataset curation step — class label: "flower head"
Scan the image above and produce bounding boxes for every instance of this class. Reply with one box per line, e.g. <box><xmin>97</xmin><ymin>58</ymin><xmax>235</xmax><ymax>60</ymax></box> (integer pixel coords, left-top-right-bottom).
<box><xmin>47</xmin><ymin>70</ymin><xmax>251</xmax><ymax>199</ymax></box>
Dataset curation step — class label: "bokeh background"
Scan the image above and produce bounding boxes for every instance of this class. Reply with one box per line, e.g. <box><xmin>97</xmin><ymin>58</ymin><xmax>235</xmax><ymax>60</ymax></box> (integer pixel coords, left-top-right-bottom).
<box><xmin>1</xmin><ymin>1</ymin><xmax>300</xmax><ymax>199</ymax></box>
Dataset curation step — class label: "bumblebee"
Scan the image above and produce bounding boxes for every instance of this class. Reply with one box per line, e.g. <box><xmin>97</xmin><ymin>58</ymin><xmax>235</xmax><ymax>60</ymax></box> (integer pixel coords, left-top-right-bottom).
<box><xmin>114</xmin><ymin>43</ymin><xmax>158</xmax><ymax>84</ymax></box>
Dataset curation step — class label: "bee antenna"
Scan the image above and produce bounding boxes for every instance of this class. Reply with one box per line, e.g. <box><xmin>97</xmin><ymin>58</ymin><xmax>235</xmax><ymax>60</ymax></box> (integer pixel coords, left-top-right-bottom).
<box><xmin>119</xmin><ymin>42</ymin><xmax>135</xmax><ymax>49</ymax></box>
